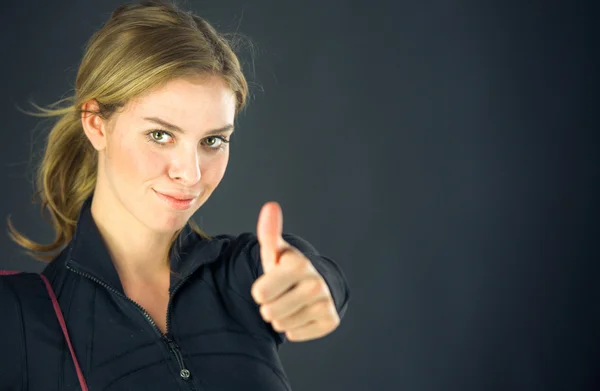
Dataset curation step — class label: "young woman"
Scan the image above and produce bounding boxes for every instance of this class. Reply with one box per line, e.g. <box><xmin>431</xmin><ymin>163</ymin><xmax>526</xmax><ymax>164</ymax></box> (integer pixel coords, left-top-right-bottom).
<box><xmin>0</xmin><ymin>1</ymin><xmax>350</xmax><ymax>390</ymax></box>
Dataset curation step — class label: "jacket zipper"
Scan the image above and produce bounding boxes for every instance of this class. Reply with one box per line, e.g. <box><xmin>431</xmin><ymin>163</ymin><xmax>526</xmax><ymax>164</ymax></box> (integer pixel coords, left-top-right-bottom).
<box><xmin>164</xmin><ymin>335</ymin><xmax>191</xmax><ymax>379</ymax></box>
<box><xmin>66</xmin><ymin>263</ymin><xmax>196</xmax><ymax>388</ymax></box>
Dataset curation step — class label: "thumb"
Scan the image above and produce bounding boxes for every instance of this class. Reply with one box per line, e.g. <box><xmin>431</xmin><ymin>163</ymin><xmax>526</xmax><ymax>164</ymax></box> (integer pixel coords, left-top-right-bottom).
<box><xmin>257</xmin><ymin>201</ymin><xmax>285</xmax><ymax>274</ymax></box>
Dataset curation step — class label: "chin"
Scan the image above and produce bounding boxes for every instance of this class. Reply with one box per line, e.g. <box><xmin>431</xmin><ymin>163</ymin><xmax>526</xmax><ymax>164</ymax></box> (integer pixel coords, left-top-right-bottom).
<box><xmin>145</xmin><ymin>211</ymin><xmax>191</xmax><ymax>234</ymax></box>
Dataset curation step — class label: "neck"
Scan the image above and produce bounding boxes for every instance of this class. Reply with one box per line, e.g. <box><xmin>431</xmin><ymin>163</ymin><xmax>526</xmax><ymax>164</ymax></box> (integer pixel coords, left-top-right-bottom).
<box><xmin>90</xmin><ymin>189</ymin><xmax>176</xmax><ymax>284</ymax></box>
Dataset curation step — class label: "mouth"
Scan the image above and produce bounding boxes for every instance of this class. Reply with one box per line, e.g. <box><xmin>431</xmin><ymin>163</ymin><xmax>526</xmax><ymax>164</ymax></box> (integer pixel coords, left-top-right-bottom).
<box><xmin>153</xmin><ymin>189</ymin><xmax>198</xmax><ymax>210</ymax></box>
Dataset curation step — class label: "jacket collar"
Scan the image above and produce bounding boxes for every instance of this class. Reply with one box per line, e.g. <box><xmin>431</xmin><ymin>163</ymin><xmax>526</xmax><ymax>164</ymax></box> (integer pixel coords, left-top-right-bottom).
<box><xmin>64</xmin><ymin>194</ymin><xmax>226</xmax><ymax>294</ymax></box>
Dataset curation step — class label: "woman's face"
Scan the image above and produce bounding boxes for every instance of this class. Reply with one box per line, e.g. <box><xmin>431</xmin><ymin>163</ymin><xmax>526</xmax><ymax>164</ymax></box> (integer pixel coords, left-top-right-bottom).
<box><xmin>89</xmin><ymin>74</ymin><xmax>237</xmax><ymax>233</ymax></box>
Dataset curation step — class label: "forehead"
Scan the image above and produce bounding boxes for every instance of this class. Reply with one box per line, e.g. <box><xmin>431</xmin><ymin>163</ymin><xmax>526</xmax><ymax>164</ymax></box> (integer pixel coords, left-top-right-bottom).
<box><xmin>119</xmin><ymin>75</ymin><xmax>236</xmax><ymax>128</ymax></box>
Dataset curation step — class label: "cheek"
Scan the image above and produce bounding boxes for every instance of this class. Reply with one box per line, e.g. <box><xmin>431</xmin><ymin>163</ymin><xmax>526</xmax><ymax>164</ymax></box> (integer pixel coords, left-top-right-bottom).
<box><xmin>109</xmin><ymin>141</ymin><xmax>165</xmax><ymax>183</ymax></box>
<box><xmin>203</xmin><ymin>152</ymin><xmax>229</xmax><ymax>184</ymax></box>
<box><xmin>133</xmin><ymin>148</ymin><xmax>166</xmax><ymax>179</ymax></box>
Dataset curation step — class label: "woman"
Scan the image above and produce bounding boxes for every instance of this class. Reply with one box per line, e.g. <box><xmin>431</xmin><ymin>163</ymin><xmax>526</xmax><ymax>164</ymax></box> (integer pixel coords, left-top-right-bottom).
<box><xmin>0</xmin><ymin>1</ymin><xmax>350</xmax><ymax>390</ymax></box>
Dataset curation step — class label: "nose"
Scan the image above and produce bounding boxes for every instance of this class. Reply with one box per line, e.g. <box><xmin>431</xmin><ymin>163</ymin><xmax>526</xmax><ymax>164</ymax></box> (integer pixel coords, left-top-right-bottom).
<box><xmin>168</xmin><ymin>148</ymin><xmax>201</xmax><ymax>185</ymax></box>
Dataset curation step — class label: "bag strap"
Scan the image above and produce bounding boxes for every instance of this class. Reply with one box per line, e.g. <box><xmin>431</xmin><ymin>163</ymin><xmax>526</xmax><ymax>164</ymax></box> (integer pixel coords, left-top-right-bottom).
<box><xmin>0</xmin><ymin>271</ymin><xmax>89</xmax><ymax>391</ymax></box>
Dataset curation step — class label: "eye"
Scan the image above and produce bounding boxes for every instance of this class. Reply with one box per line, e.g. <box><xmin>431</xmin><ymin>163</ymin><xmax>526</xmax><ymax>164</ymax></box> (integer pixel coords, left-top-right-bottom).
<box><xmin>147</xmin><ymin>130</ymin><xmax>173</xmax><ymax>144</ymax></box>
<box><xmin>203</xmin><ymin>136</ymin><xmax>230</xmax><ymax>151</ymax></box>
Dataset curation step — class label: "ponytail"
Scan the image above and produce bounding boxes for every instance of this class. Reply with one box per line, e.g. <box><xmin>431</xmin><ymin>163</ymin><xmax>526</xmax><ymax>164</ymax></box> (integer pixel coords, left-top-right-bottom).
<box><xmin>8</xmin><ymin>98</ymin><xmax>98</xmax><ymax>261</ymax></box>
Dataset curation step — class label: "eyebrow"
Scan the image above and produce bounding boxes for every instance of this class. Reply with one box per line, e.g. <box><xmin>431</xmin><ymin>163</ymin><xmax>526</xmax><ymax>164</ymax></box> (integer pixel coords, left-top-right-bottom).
<box><xmin>143</xmin><ymin>116</ymin><xmax>235</xmax><ymax>136</ymax></box>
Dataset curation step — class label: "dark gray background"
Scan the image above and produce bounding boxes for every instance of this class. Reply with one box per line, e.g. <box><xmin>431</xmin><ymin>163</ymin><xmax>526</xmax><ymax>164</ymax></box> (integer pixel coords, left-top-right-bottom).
<box><xmin>1</xmin><ymin>1</ymin><xmax>598</xmax><ymax>390</ymax></box>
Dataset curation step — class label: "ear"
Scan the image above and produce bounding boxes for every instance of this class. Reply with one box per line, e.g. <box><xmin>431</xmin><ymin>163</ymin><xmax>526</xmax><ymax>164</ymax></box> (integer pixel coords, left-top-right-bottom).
<box><xmin>81</xmin><ymin>99</ymin><xmax>109</xmax><ymax>151</ymax></box>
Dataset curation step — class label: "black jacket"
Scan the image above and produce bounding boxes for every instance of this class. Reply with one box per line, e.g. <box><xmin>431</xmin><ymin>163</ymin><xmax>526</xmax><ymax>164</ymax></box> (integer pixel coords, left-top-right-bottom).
<box><xmin>0</xmin><ymin>197</ymin><xmax>350</xmax><ymax>390</ymax></box>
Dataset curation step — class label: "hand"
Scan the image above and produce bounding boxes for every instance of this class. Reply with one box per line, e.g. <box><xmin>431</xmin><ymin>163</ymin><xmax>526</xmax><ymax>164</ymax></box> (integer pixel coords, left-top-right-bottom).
<box><xmin>250</xmin><ymin>201</ymin><xmax>340</xmax><ymax>342</ymax></box>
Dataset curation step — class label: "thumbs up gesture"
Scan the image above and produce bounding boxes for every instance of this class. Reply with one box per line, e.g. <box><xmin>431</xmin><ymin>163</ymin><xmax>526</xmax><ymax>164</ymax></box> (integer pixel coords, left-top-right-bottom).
<box><xmin>250</xmin><ymin>202</ymin><xmax>340</xmax><ymax>342</ymax></box>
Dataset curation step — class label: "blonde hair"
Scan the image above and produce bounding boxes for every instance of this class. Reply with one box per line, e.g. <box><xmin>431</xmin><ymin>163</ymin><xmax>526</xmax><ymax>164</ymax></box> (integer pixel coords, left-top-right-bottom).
<box><xmin>7</xmin><ymin>0</ymin><xmax>250</xmax><ymax>262</ymax></box>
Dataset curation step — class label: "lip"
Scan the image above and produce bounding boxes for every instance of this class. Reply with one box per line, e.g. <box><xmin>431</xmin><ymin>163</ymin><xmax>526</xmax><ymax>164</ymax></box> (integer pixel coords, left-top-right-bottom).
<box><xmin>153</xmin><ymin>189</ymin><xmax>198</xmax><ymax>210</ymax></box>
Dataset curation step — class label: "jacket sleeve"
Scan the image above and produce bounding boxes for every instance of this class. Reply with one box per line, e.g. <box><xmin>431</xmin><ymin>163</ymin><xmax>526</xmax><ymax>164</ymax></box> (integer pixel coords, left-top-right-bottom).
<box><xmin>240</xmin><ymin>232</ymin><xmax>351</xmax><ymax>345</ymax></box>
<box><xmin>0</xmin><ymin>276</ymin><xmax>26</xmax><ymax>390</ymax></box>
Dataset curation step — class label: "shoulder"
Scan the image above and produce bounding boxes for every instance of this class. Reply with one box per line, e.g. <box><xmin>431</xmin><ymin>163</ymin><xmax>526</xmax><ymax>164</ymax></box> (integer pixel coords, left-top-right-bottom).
<box><xmin>0</xmin><ymin>272</ymin><xmax>47</xmax><ymax>305</ymax></box>
<box><xmin>213</xmin><ymin>231</ymin><xmax>322</xmax><ymax>258</ymax></box>
<box><xmin>0</xmin><ymin>272</ymin><xmax>51</xmax><ymax>322</ymax></box>
<box><xmin>0</xmin><ymin>272</ymin><xmax>22</xmax><ymax>311</ymax></box>
<box><xmin>206</xmin><ymin>231</ymin><xmax>322</xmax><ymax>276</ymax></box>
<box><xmin>190</xmin><ymin>231</ymin><xmax>322</xmax><ymax>296</ymax></box>
<box><xmin>0</xmin><ymin>273</ymin><xmax>45</xmax><ymax>387</ymax></box>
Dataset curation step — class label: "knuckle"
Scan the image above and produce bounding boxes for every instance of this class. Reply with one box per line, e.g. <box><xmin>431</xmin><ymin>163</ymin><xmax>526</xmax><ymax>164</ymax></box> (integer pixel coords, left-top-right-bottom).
<box><xmin>252</xmin><ymin>282</ymin><xmax>266</xmax><ymax>301</ymax></box>
<box><xmin>332</xmin><ymin>315</ymin><xmax>340</xmax><ymax>327</ymax></box>
<box><xmin>328</xmin><ymin>315</ymin><xmax>340</xmax><ymax>329</ymax></box>
<box><xmin>260</xmin><ymin>305</ymin><xmax>269</xmax><ymax>318</ymax></box>
<box><xmin>306</xmin><ymin>278</ymin><xmax>323</xmax><ymax>296</ymax></box>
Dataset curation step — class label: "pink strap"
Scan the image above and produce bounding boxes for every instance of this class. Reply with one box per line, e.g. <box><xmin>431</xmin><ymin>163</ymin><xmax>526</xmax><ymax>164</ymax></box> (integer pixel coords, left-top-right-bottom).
<box><xmin>1</xmin><ymin>271</ymin><xmax>88</xmax><ymax>391</ymax></box>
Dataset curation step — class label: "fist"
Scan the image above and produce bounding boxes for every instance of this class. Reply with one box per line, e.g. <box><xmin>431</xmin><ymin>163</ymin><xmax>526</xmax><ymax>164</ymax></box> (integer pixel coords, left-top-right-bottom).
<box><xmin>250</xmin><ymin>201</ymin><xmax>340</xmax><ymax>342</ymax></box>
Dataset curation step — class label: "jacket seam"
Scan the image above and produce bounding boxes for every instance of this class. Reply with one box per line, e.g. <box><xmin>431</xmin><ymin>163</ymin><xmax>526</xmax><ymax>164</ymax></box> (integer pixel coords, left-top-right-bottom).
<box><xmin>86</xmin><ymin>286</ymin><xmax>96</xmax><ymax>374</ymax></box>
<box><xmin>60</xmin><ymin>273</ymin><xmax>77</xmax><ymax>389</ymax></box>
<box><xmin>224</xmin><ymin>283</ymin><xmax>259</xmax><ymax>308</ymax></box>
<box><xmin>180</xmin><ymin>327</ymin><xmax>274</xmax><ymax>344</ymax></box>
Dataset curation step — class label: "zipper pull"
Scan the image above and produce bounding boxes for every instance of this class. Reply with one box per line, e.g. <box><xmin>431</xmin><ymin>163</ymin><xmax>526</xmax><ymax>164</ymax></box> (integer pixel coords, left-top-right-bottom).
<box><xmin>164</xmin><ymin>335</ymin><xmax>191</xmax><ymax>380</ymax></box>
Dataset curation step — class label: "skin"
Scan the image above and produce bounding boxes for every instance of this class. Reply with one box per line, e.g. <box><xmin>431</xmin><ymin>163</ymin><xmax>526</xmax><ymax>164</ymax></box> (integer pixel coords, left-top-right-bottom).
<box><xmin>81</xmin><ymin>74</ymin><xmax>340</xmax><ymax>342</ymax></box>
